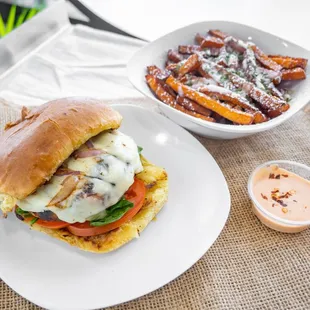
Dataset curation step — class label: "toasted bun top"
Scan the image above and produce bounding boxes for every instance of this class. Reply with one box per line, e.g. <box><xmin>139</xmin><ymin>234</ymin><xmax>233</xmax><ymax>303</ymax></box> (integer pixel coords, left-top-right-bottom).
<box><xmin>0</xmin><ymin>97</ymin><xmax>122</xmax><ymax>199</ymax></box>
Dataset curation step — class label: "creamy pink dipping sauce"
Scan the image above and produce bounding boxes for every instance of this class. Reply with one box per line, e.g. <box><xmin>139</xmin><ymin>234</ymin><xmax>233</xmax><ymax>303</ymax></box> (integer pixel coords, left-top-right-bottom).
<box><xmin>252</xmin><ymin>165</ymin><xmax>310</xmax><ymax>232</ymax></box>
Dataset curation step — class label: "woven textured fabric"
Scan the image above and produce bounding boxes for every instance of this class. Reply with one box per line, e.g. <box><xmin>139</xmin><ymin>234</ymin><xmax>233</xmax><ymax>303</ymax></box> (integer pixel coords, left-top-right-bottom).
<box><xmin>1</xmin><ymin>98</ymin><xmax>310</xmax><ymax>310</ymax></box>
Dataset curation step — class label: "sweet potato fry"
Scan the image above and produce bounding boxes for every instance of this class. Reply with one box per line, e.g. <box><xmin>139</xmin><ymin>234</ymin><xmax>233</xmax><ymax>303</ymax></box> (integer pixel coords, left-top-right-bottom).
<box><xmin>224</xmin><ymin>37</ymin><xmax>246</xmax><ymax>53</ymax></box>
<box><xmin>197</xmin><ymin>85</ymin><xmax>267</xmax><ymax>123</ymax></box>
<box><xmin>147</xmin><ymin>66</ymin><xmax>176</xmax><ymax>97</ymax></box>
<box><xmin>146</xmin><ymin>74</ymin><xmax>175</xmax><ymax>105</ymax></box>
<box><xmin>147</xmin><ymin>65</ymin><xmax>170</xmax><ymax>80</ymax></box>
<box><xmin>168</xmin><ymin>49</ymin><xmax>183</xmax><ymax>63</ymax></box>
<box><xmin>178</xmin><ymin>54</ymin><xmax>200</xmax><ymax>77</ymax></box>
<box><xmin>204</xmin><ymin>48</ymin><xmax>221</xmax><ymax>57</ymax></box>
<box><xmin>166</xmin><ymin>63</ymin><xmax>178</xmax><ymax>71</ymax></box>
<box><xmin>230</xmin><ymin>106</ymin><xmax>268</xmax><ymax>124</ymax></box>
<box><xmin>178</xmin><ymin>107</ymin><xmax>215</xmax><ymax>122</ymax></box>
<box><xmin>268</xmin><ymin>55</ymin><xmax>308</xmax><ymax>69</ymax></box>
<box><xmin>146</xmin><ymin>74</ymin><xmax>214</xmax><ymax>122</ymax></box>
<box><xmin>229</xmin><ymin>73</ymin><xmax>289</xmax><ymax>117</ymax></box>
<box><xmin>195</xmin><ymin>33</ymin><xmax>224</xmax><ymax>48</ymax></box>
<box><xmin>208</xmin><ymin>29</ymin><xmax>228</xmax><ymax>40</ymax></box>
<box><xmin>200</xmin><ymin>60</ymin><xmax>237</xmax><ymax>91</ymax></box>
<box><xmin>281</xmin><ymin>68</ymin><xmax>306</xmax><ymax>80</ymax></box>
<box><xmin>267</xmin><ymin>83</ymin><xmax>284</xmax><ymax>100</ymax></box>
<box><xmin>252</xmin><ymin>111</ymin><xmax>269</xmax><ymax>123</ymax></box>
<box><xmin>195</xmin><ymin>33</ymin><xmax>205</xmax><ymax>45</ymax></box>
<box><xmin>259</xmin><ymin>67</ymin><xmax>282</xmax><ymax>85</ymax></box>
<box><xmin>242</xmin><ymin>48</ymin><xmax>284</xmax><ymax>99</ymax></box>
<box><xmin>166</xmin><ymin>75</ymin><xmax>254</xmax><ymax>125</ymax></box>
<box><xmin>147</xmin><ymin>65</ymin><xmax>161</xmax><ymax>76</ymax></box>
<box><xmin>176</xmin><ymin>95</ymin><xmax>212</xmax><ymax>117</ymax></box>
<box><xmin>216</xmin><ymin>47</ymin><xmax>239</xmax><ymax>68</ymax></box>
<box><xmin>251</xmin><ymin>45</ymin><xmax>282</xmax><ymax>71</ymax></box>
<box><xmin>178</xmin><ymin>45</ymin><xmax>202</xmax><ymax>54</ymax></box>
<box><xmin>201</xmin><ymin>58</ymin><xmax>288</xmax><ymax>114</ymax></box>
<box><xmin>212</xmin><ymin>112</ymin><xmax>226</xmax><ymax>123</ymax></box>
<box><xmin>179</xmin><ymin>74</ymin><xmax>202</xmax><ymax>84</ymax></box>
<box><xmin>197</xmin><ymin>85</ymin><xmax>257</xmax><ymax>112</ymax></box>
<box><xmin>197</xmin><ymin>65</ymin><xmax>211</xmax><ymax>78</ymax></box>
<box><xmin>202</xmin><ymin>36</ymin><xmax>224</xmax><ymax>49</ymax></box>
<box><xmin>182</xmin><ymin>75</ymin><xmax>215</xmax><ymax>88</ymax></box>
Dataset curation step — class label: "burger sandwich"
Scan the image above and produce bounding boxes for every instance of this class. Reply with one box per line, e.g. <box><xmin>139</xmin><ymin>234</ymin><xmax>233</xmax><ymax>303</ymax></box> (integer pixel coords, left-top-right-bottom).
<box><xmin>0</xmin><ymin>98</ymin><xmax>168</xmax><ymax>253</ymax></box>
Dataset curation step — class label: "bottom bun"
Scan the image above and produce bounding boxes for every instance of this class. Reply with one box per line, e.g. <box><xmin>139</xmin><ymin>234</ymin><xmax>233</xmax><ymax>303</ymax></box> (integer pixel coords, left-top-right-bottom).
<box><xmin>24</xmin><ymin>156</ymin><xmax>168</xmax><ymax>253</ymax></box>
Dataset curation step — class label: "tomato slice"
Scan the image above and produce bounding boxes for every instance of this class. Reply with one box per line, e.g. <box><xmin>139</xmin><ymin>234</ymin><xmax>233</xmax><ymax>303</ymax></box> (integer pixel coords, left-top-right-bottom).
<box><xmin>22</xmin><ymin>215</ymin><xmax>70</xmax><ymax>229</ymax></box>
<box><xmin>35</xmin><ymin>219</ymin><xmax>70</xmax><ymax>229</ymax></box>
<box><xmin>67</xmin><ymin>178</ymin><xmax>146</xmax><ymax>237</ymax></box>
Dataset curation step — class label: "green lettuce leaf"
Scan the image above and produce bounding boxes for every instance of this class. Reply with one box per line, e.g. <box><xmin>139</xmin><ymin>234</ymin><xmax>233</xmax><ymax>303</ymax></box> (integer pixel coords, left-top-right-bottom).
<box><xmin>15</xmin><ymin>207</ymin><xmax>31</xmax><ymax>218</ymax></box>
<box><xmin>30</xmin><ymin>217</ymin><xmax>38</xmax><ymax>226</ymax></box>
<box><xmin>90</xmin><ymin>198</ymin><xmax>133</xmax><ymax>227</ymax></box>
<box><xmin>16</xmin><ymin>207</ymin><xmax>37</xmax><ymax>226</ymax></box>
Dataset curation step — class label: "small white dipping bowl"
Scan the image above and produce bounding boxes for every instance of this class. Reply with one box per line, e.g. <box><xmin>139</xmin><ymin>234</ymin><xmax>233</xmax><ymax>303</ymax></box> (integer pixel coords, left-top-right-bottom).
<box><xmin>248</xmin><ymin>160</ymin><xmax>310</xmax><ymax>233</ymax></box>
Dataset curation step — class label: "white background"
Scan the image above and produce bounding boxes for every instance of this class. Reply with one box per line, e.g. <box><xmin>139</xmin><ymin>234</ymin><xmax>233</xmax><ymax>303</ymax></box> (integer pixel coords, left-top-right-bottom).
<box><xmin>80</xmin><ymin>0</ymin><xmax>310</xmax><ymax>49</ymax></box>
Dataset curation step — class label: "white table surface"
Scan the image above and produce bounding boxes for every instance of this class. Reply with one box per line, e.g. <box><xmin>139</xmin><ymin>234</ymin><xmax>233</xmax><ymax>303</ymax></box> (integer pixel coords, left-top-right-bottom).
<box><xmin>80</xmin><ymin>0</ymin><xmax>310</xmax><ymax>49</ymax></box>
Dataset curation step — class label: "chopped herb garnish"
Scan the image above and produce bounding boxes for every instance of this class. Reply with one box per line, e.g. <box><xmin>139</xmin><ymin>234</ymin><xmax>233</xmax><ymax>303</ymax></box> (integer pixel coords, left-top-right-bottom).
<box><xmin>220</xmin><ymin>75</ymin><xmax>228</xmax><ymax>83</ymax></box>
<box><xmin>138</xmin><ymin>146</ymin><xmax>143</xmax><ymax>154</ymax></box>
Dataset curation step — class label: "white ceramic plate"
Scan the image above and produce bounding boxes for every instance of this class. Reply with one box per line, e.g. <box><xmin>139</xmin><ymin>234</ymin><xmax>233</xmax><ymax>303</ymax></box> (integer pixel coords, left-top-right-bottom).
<box><xmin>127</xmin><ymin>21</ymin><xmax>310</xmax><ymax>139</ymax></box>
<box><xmin>0</xmin><ymin>105</ymin><xmax>230</xmax><ymax>310</ymax></box>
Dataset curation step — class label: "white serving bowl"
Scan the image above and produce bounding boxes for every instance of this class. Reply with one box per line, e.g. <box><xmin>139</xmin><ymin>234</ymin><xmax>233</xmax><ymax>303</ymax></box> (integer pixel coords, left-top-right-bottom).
<box><xmin>127</xmin><ymin>21</ymin><xmax>310</xmax><ymax>139</ymax></box>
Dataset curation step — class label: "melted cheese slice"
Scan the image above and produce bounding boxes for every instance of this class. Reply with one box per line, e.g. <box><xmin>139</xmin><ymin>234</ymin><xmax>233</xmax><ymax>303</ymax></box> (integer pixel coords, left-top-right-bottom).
<box><xmin>17</xmin><ymin>130</ymin><xmax>143</xmax><ymax>223</ymax></box>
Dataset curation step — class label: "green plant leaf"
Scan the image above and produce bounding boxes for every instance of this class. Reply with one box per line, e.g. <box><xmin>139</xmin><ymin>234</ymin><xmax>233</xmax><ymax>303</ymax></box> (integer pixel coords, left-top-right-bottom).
<box><xmin>26</xmin><ymin>8</ymin><xmax>38</xmax><ymax>21</ymax></box>
<box><xmin>90</xmin><ymin>198</ymin><xmax>134</xmax><ymax>227</ymax></box>
<box><xmin>138</xmin><ymin>146</ymin><xmax>143</xmax><ymax>154</ymax></box>
<box><xmin>30</xmin><ymin>217</ymin><xmax>38</xmax><ymax>226</ymax></box>
<box><xmin>0</xmin><ymin>14</ymin><xmax>5</xmax><ymax>37</ymax></box>
<box><xmin>15</xmin><ymin>8</ymin><xmax>29</xmax><ymax>28</ymax></box>
<box><xmin>15</xmin><ymin>207</ymin><xmax>31</xmax><ymax>218</ymax></box>
<box><xmin>5</xmin><ymin>5</ymin><xmax>16</xmax><ymax>34</ymax></box>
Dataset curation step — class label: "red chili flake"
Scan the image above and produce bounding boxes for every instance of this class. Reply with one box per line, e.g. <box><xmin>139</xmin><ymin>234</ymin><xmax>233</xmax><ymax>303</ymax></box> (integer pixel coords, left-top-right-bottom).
<box><xmin>282</xmin><ymin>174</ymin><xmax>289</xmax><ymax>178</ymax></box>
<box><xmin>272</xmin><ymin>203</ymin><xmax>275</xmax><ymax>208</ymax></box>
<box><xmin>271</xmin><ymin>188</ymin><xmax>280</xmax><ymax>194</ymax></box>
<box><xmin>279</xmin><ymin>192</ymin><xmax>291</xmax><ymax>199</ymax></box>
<box><xmin>305</xmin><ymin>206</ymin><xmax>308</xmax><ymax>209</ymax></box>
<box><xmin>269</xmin><ymin>173</ymin><xmax>275</xmax><ymax>179</ymax></box>
<box><xmin>277</xmin><ymin>200</ymin><xmax>287</xmax><ymax>207</ymax></box>
<box><xmin>261</xmin><ymin>193</ymin><xmax>268</xmax><ymax>200</ymax></box>
<box><xmin>275</xmin><ymin>174</ymin><xmax>281</xmax><ymax>179</ymax></box>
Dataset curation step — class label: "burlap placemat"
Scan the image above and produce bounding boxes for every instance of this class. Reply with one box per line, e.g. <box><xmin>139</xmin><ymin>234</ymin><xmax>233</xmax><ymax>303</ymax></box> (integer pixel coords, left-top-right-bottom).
<box><xmin>0</xmin><ymin>98</ymin><xmax>310</xmax><ymax>310</ymax></box>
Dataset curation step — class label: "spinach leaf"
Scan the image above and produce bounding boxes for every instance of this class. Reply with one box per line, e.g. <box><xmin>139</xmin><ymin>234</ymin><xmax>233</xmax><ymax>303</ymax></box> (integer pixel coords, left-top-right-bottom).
<box><xmin>16</xmin><ymin>207</ymin><xmax>31</xmax><ymax>218</ymax></box>
<box><xmin>16</xmin><ymin>207</ymin><xmax>38</xmax><ymax>226</ymax></box>
<box><xmin>30</xmin><ymin>217</ymin><xmax>38</xmax><ymax>226</ymax></box>
<box><xmin>90</xmin><ymin>198</ymin><xmax>134</xmax><ymax>227</ymax></box>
